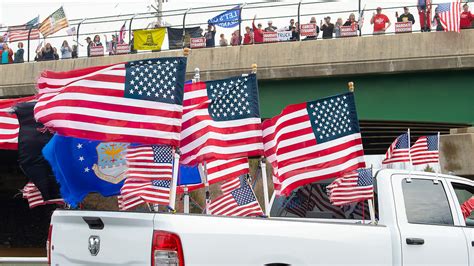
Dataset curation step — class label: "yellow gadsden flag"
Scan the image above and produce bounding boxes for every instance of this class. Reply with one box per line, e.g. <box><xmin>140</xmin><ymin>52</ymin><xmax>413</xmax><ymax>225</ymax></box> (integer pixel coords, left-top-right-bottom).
<box><xmin>133</xmin><ymin>28</ymin><xmax>166</xmax><ymax>51</ymax></box>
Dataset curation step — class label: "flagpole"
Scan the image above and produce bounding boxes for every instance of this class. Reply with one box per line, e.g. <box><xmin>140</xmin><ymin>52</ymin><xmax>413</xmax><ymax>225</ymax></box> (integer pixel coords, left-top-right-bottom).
<box><xmin>437</xmin><ymin>131</ymin><xmax>441</xmax><ymax>174</ymax></box>
<box><xmin>183</xmin><ymin>186</ymin><xmax>189</xmax><ymax>213</ymax></box>
<box><xmin>167</xmin><ymin>48</ymin><xmax>190</xmax><ymax>212</ymax></box>
<box><xmin>408</xmin><ymin>128</ymin><xmax>413</xmax><ymax>167</ymax></box>
<box><xmin>260</xmin><ymin>157</ymin><xmax>270</xmax><ymax>216</ymax></box>
<box><xmin>367</xmin><ymin>166</ymin><xmax>376</xmax><ymax>224</ymax></box>
<box><xmin>168</xmin><ymin>147</ymin><xmax>180</xmax><ymax>210</ymax></box>
<box><xmin>203</xmin><ymin>161</ymin><xmax>210</xmax><ymax>214</ymax></box>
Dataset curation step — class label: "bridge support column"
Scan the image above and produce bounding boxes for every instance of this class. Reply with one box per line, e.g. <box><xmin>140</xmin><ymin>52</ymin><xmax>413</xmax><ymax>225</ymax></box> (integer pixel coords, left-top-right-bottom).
<box><xmin>441</xmin><ymin>127</ymin><xmax>474</xmax><ymax>178</ymax></box>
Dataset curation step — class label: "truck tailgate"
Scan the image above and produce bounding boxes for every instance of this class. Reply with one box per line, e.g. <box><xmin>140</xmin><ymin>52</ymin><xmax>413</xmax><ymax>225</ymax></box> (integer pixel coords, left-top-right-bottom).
<box><xmin>51</xmin><ymin>210</ymin><xmax>155</xmax><ymax>265</ymax></box>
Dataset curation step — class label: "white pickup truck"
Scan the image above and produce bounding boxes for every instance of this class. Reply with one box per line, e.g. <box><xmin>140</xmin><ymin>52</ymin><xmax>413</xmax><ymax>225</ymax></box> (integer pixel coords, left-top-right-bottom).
<box><xmin>48</xmin><ymin>169</ymin><xmax>474</xmax><ymax>265</ymax></box>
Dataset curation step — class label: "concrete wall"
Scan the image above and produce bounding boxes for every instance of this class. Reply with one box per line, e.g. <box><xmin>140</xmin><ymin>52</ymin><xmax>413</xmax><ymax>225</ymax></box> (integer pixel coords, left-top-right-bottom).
<box><xmin>1</xmin><ymin>30</ymin><xmax>473</xmax><ymax>97</ymax></box>
<box><xmin>441</xmin><ymin>127</ymin><xmax>474</xmax><ymax>178</ymax></box>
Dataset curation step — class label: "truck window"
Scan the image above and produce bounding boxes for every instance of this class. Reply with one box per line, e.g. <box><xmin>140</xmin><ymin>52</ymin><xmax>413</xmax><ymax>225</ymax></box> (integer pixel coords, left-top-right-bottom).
<box><xmin>270</xmin><ymin>182</ymin><xmax>378</xmax><ymax>220</ymax></box>
<box><xmin>451</xmin><ymin>182</ymin><xmax>474</xmax><ymax>226</ymax></box>
<box><xmin>402</xmin><ymin>178</ymin><xmax>454</xmax><ymax>226</ymax></box>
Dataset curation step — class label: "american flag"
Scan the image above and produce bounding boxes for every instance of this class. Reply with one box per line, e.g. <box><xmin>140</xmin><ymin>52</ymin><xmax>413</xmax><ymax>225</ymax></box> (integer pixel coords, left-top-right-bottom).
<box><xmin>126</xmin><ymin>145</ymin><xmax>173</xmax><ymax>179</ymax></box>
<box><xmin>382</xmin><ymin>132</ymin><xmax>411</xmax><ymax>164</ymax></box>
<box><xmin>8</xmin><ymin>27</ymin><xmax>40</xmax><ymax>42</ymax></box>
<box><xmin>38</xmin><ymin>7</ymin><xmax>69</xmax><ymax>37</ymax></box>
<box><xmin>0</xmin><ymin>96</ymin><xmax>36</xmax><ymax>150</ymax></box>
<box><xmin>220</xmin><ymin>175</ymin><xmax>246</xmax><ymax>194</ymax></box>
<box><xmin>209</xmin><ymin>181</ymin><xmax>263</xmax><ymax>217</ymax></box>
<box><xmin>22</xmin><ymin>182</ymin><xmax>64</xmax><ymax>209</ymax></box>
<box><xmin>34</xmin><ymin>57</ymin><xmax>187</xmax><ymax>146</ymax></box>
<box><xmin>263</xmin><ymin>92</ymin><xmax>365</xmax><ymax>196</ymax></box>
<box><xmin>119</xmin><ymin>178</ymin><xmax>171</xmax><ymax>210</ymax></box>
<box><xmin>410</xmin><ymin>134</ymin><xmax>440</xmax><ymax>165</ymax></box>
<box><xmin>438</xmin><ymin>1</ymin><xmax>461</xmax><ymax>32</ymax></box>
<box><xmin>7</xmin><ymin>16</ymin><xmax>40</xmax><ymax>42</ymax></box>
<box><xmin>327</xmin><ymin>168</ymin><xmax>374</xmax><ymax>206</ymax></box>
<box><xmin>180</xmin><ymin>74</ymin><xmax>263</xmax><ymax>165</ymax></box>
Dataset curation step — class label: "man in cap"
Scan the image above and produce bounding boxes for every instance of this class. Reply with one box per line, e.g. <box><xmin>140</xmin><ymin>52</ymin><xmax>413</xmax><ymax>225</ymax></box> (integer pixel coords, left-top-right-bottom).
<box><xmin>320</xmin><ymin>16</ymin><xmax>335</xmax><ymax>39</ymax></box>
<box><xmin>370</xmin><ymin>7</ymin><xmax>391</xmax><ymax>34</ymax></box>
<box><xmin>265</xmin><ymin>20</ymin><xmax>277</xmax><ymax>32</ymax></box>
<box><xmin>396</xmin><ymin>7</ymin><xmax>416</xmax><ymax>25</ymax></box>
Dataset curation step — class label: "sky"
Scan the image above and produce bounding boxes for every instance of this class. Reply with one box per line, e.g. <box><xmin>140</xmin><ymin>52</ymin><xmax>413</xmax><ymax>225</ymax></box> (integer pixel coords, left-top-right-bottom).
<box><xmin>0</xmin><ymin>0</ymin><xmax>466</xmax><ymax>58</ymax></box>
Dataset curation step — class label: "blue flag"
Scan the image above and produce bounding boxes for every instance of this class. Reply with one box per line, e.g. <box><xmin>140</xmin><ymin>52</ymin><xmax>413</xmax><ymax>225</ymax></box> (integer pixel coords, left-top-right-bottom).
<box><xmin>178</xmin><ymin>164</ymin><xmax>202</xmax><ymax>186</ymax></box>
<box><xmin>208</xmin><ymin>6</ymin><xmax>240</xmax><ymax>28</ymax></box>
<box><xmin>43</xmin><ymin>134</ymin><xmax>129</xmax><ymax>207</ymax></box>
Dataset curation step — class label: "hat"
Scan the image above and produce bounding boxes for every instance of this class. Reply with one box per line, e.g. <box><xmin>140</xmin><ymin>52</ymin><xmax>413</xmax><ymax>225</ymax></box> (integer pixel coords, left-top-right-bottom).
<box><xmin>376</xmin><ymin>7</ymin><xmax>382</xmax><ymax>10</ymax></box>
<box><xmin>268</xmin><ymin>20</ymin><xmax>273</xmax><ymax>24</ymax></box>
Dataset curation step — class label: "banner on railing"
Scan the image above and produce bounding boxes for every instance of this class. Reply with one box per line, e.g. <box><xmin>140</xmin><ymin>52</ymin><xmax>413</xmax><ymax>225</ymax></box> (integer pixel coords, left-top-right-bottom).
<box><xmin>133</xmin><ymin>28</ymin><xmax>166</xmax><ymax>50</ymax></box>
<box><xmin>300</xmin><ymin>23</ymin><xmax>317</xmax><ymax>37</ymax></box>
<box><xmin>340</xmin><ymin>26</ymin><xmax>358</xmax><ymax>37</ymax></box>
<box><xmin>190</xmin><ymin>37</ymin><xmax>206</xmax><ymax>48</ymax></box>
<box><xmin>116</xmin><ymin>43</ymin><xmax>130</xmax><ymax>54</ymax></box>
<box><xmin>167</xmin><ymin>27</ymin><xmax>203</xmax><ymax>50</ymax></box>
<box><xmin>395</xmin><ymin>22</ymin><xmax>412</xmax><ymax>33</ymax></box>
<box><xmin>263</xmin><ymin>31</ymin><xmax>292</xmax><ymax>43</ymax></box>
<box><xmin>90</xmin><ymin>46</ymin><xmax>104</xmax><ymax>57</ymax></box>
<box><xmin>208</xmin><ymin>5</ymin><xmax>240</xmax><ymax>28</ymax></box>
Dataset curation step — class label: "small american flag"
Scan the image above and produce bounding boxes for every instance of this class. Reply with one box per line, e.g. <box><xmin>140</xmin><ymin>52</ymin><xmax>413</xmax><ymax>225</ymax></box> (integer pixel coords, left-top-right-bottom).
<box><xmin>22</xmin><ymin>182</ymin><xmax>64</xmax><ymax>209</ymax></box>
<box><xmin>8</xmin><ymin>27</ymin><xmax>40</xmax><ymax>42</ymax></box>
<box><xmin>438</xmin><ymin>1</ymin><xmax>461</xmax><ymax>32</ymax></box>
<box><xmin>119</xmin><ymin>178</ymin><xmax>171</xmax><ymax>210</ymax></box>
<box><xmin>410</xmin><ymin>134</ymin><xmax>440</xmax><ymax>165</ymax></box>
<box><xmin>327</xmin><ymin>168</ymin><xmax>374</xmax><ymax>206</ymax></box>
<box><xmin>209</xmin><ymin>181</ymin><xmax>263</xmax><ymax>217</ymax></box>
<box><xmin>382</xmin><ymin>132</ymin><xmax>411</xmax><ymax>164</ymax></box>
<box><xmin>180</xmin><ymin>74</ymin><xmax>263</xmax><ymax>165</ymax></box>
<box><xmin>0</xmin><ymin>96</ymin><xmax>36</xmax><ymax>150</ymax></box>
<box><xmin>126</xmin><ymin>145</ymin><xmax>173</xmax><ymax>179</ymax></box>
<box><xmin>220</xmin><ymin>175</ymin><xmax>246</xmax><ymax>194</ymax></box>
<box><xmin>38</xmin><ymin>7</ymin><xmax>69</xmax><ymax>37</ymax></box>
<box><xmin>263</xmin><ymin>92</ymin><xmax>365</xmax><ymax>196</ymax></box>
<box><xmin>34</xmin><ymin>57</ymin><xmax>187</xmax><ymax>146</ymax></box>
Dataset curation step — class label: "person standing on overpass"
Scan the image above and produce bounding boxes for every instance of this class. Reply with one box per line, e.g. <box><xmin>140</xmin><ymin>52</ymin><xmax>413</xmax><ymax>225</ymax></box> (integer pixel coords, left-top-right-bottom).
<box><xmin>371</xmin><ymin>7</ymin><xmax>391</xmax><ymax>35</ymax></box>
<box><xmin>460</xmin><ymin>3</ymin><xmax>473</xmax><ymax>29</ymax></box>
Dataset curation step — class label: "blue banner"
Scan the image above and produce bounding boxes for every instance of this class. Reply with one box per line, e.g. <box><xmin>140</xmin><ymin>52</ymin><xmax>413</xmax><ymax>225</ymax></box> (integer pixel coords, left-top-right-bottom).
<box><xmin>208</xmin><ymin>6</ymin><xmax>240</xmax><ymax>28</ymax></box>
<box><xmin>178</xmin><ymin>164</ymin><xmax>202</xmax><ymax>186</ymax></box>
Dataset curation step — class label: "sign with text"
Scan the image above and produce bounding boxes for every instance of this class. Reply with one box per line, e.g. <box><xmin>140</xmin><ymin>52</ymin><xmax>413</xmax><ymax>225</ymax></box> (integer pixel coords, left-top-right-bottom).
<box><xmin>340</xmin><ymin>26</ymin><xmax>358</xmax><ymax>37</ymax></box>
<box><xmin>277</xmin><ymin>31</ymin><xmax>292</xmax><ymax>41</ymax></box>
<box><xmin>395</xmin><ymin>22</ymin><xmax>413</xmax><ymax>33</ymax></box>
<box><xmin>190</xmin><ymin>37</ymin><xmax>206</xmax><ymax>49</ymax></box>
<box><xmin>116</xmin><ymin>43</ymin><xmax>130</xmax><ymax>54</ymax></box>
<box><xmin>300</xmin><ymin>23</ymin><xmax>317</xmax><ymax>37</ymax></box>
<box><xmin>263</xmin><ymin>31</ymin><xmax>293</xmax><ymax>43</ymax></box>
<box><xmin>90</xmin><ymin>46</ymin><xmax>104</xmax><ymax>57</ymax></box>
<box><xmin>263</xmin><ymin>32</ymin><xmax>278</xmax><ymax>42</ymax></box>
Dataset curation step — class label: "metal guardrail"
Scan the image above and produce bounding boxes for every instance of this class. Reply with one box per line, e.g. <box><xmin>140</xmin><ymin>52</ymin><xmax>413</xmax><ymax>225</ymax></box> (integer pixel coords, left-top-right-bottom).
<box><xmin>0</xmin><ymin>0</ymin><xmax>451</xmax><ymax>62</ymax></box>
<box><xmin>0</xmin><ymin>257</ymin><xmax>47</xmax><ymax>264</ymax></box>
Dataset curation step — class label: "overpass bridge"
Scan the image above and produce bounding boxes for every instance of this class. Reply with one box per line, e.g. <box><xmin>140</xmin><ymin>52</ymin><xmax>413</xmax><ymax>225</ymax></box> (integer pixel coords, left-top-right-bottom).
<box><xmin>0</xmin><ymin>29</ymin><xmax>473</xmax><ymax>173</ymax></box>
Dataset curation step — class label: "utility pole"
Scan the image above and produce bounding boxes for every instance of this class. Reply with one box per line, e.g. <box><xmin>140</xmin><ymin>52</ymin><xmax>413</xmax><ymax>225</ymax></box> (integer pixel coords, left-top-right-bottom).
<box><xmin>150</xmin><ymin>0</ymin><xmax>167</xmax><ymax>27</ymax></box>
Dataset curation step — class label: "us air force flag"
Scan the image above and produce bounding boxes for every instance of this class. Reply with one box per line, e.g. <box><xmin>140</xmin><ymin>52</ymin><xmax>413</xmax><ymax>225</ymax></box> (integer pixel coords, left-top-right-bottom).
<box><xmin>43</xmin><ymin>134</ymin><xmax>128</xmax><ymax>207</ymax></box>
<box><xmin>208</xmin><ymin>6</ymin><xmax>240</xmax><ymax>28</ymax></box>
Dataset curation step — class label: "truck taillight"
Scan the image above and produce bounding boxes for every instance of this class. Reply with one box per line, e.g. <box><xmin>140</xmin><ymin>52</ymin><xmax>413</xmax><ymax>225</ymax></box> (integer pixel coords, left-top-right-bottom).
<box><xmin>151</xmin><ymin>230</ymin><xmax>184</xmax><ymax>266</ymax></box>
<box><xmin>47</xmin><ymin>224</ymin><xmax>52</xmax><ymax>265</ymax></box>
